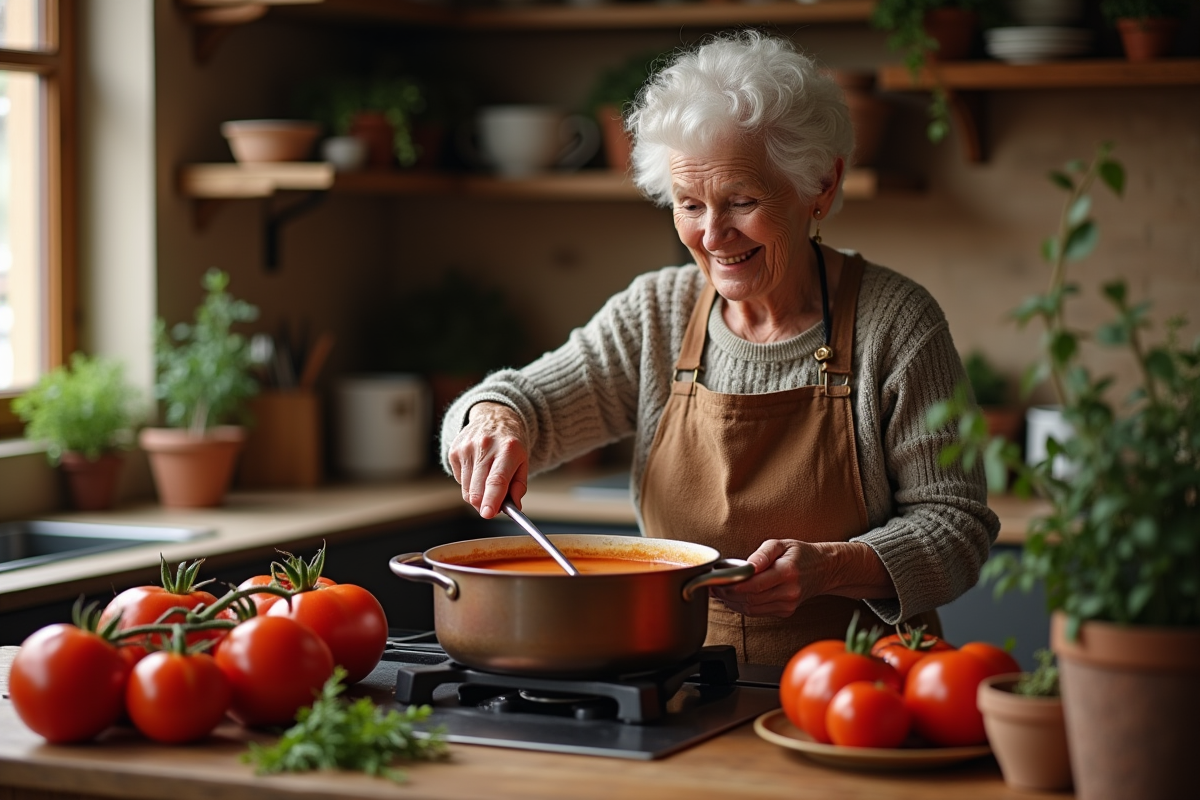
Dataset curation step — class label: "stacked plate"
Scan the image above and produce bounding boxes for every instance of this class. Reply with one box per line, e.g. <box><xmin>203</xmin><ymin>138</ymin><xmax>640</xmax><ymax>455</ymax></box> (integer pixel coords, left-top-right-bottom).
<box><xmin>985</xmin><ymin>26</ymin><xmax>1093</xmax><ymax>64</ymax></box>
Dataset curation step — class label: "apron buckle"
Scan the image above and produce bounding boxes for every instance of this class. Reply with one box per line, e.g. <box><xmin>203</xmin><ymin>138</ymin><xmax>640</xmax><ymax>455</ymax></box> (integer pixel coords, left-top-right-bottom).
<box><xmin>672</xmin><ymin>366</ymin><xmax>704</xmax><ymax>383</ymax></box>
<box><xmin>821</xmin><ymin>363</ymin><xmax>851</xmax><ymax>391</ymax></box>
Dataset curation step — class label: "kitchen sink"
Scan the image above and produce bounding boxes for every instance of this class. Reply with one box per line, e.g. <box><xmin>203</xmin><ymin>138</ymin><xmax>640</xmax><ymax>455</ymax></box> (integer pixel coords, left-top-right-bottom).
<box><xmin>0</xmin><ymin>520</ymin><xmax>215</xmax><ymax>574</ymax></box>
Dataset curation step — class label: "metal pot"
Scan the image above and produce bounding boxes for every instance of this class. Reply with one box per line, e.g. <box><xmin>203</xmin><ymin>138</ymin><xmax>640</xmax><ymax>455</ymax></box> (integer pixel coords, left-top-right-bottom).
<box><xmin>389</xmin><ymin>534</ymin><xmax>753</xmax><ymax>677</ymax></box>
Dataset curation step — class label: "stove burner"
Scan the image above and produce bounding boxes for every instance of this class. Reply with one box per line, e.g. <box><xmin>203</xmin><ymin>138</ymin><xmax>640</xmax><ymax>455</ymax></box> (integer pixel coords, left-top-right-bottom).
<box><xmin>518</xmin><ymin>689</ymin><xmax>594</xmax><ymax>704</ymax></box>
<box><xmin>394</xmin><ymin>646</ymin><xmax>741</xmax><ymax>724</ymax></box>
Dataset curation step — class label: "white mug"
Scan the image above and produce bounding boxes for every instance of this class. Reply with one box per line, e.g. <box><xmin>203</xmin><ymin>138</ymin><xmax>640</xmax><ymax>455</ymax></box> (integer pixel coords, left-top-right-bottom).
<box><xmin>470</xmin><ymin>105</ymin><xmax>600</xmax><ymax>177</ymax></box>
<box><xmin>335</xmin><ymin>374</ymin><xmax>431</xmax><ymax>480</ymax></box>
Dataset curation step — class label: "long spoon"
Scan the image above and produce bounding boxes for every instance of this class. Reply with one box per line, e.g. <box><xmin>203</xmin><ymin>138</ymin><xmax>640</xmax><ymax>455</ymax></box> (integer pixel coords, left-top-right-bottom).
<box><xmin>500</xmin><ymin>498</ymin><xmax>580</xmax><ymax>576</ymax></box>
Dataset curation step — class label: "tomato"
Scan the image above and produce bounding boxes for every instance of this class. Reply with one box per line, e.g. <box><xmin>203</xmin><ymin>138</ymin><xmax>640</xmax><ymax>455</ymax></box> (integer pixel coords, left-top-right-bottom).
<box><xmin>904</xmin><ymin>649</ymin><xmax>996</xmax><ymax>746</ymax></box>
<box><xmin>214</xmin><ymin>615</ymin><xmax>334</xmax><ymax>727</ymax></box>
<box><xmin>797</xmin><ymin>653</ymin><xmax>902</xmax><ymax>743</ymax></box>
<box><xmin>871</xmin><ymin>629</ymin><xmax>955</xmax><ymax>685</ymax></box>
<box><xmin>825</xmin><ymin>681</ymin><xmax>912</xmax><ymax>749</ymax></box>
<box><xmin>779</xmin><ymin>639</ymin><xmax>846</xmax><ymax>730</ymax></box>
<box><xmin>237</xmin><ymin>574</ymin><xmax>335</xmax><ymax>614</ymax></box>
<box><xmin>267</xmin><ymin>582</ymin><xmax>387</xmax><ymax>684</ymax></box>
<box><xmin>101</xmin><ymin>559</ymin><xmax>220</xmax><ymax>661</ymax></box>
<box><xmin>126</xmin><ymin>650</ymin><xmax>231</xmax><ymax>743</ymax></box>
<box><xmin>958</xmin><ymin>641</ymin><xmax>1021</xmax><ymax>677</ymax></box>
<box><xmin>9</xmin><ymin>623</ymin><xmax>130</xmax><ymax>743</ymax></box>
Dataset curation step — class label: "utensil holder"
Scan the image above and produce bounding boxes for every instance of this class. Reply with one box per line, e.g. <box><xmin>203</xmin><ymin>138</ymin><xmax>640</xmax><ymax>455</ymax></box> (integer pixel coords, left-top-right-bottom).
<box><xmin>238</xmin><ymin>390</ymin><xmax>322</xmax><ymax>488</ymax></box>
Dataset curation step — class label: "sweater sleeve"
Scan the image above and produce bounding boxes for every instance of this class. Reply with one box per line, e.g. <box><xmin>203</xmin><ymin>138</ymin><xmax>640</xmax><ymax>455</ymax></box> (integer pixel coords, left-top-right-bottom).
<box><xmin>438</xmin><ymin>268</ymin><xmax>695</xmax><ymax>477</ymax></box>
<box><xmin>851</xmin><ymin>276</ymin><xmax>1000</xmax><ymax>625</ymax></box>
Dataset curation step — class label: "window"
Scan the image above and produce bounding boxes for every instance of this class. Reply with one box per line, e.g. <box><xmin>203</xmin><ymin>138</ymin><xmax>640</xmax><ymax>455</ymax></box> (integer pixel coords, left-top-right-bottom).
<box><xmin>0</xmin><ymin>0</ymin><xmax>75</xmax><ymax>437</ymax></box>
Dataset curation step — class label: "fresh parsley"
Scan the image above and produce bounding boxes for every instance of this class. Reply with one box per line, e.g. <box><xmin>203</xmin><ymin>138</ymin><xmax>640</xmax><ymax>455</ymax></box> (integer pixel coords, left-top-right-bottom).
<box><xmin>243</xmin><ymin>667</ymin><xmax>448</xmax><ymax>782</ymax></box>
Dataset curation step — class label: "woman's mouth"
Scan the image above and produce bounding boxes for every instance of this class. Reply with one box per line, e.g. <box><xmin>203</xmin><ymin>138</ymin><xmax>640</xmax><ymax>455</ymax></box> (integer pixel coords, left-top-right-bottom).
<box><xmin>715</xmin><ymin>247</ymin><xmax>761</xmax><ymax>266</ymax></box>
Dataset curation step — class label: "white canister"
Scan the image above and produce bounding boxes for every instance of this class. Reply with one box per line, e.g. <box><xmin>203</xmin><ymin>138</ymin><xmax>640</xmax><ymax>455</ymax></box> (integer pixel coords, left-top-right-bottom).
<box><xmin>1025</xmin><ymin>404</ymin><xmax>1076</xmax><ymax>480</ymax></box>
<box><xmin>336</xmin><ymin>374</ymin><xmax>431</xmax><ymax>480</ymax></box>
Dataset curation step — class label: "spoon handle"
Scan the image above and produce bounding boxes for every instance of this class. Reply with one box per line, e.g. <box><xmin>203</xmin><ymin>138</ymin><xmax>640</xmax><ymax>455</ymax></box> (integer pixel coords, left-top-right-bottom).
<box><xmin>501</xmin><ymin>499</ymin><xmax>580</xmax><ymax>577</ymax></box>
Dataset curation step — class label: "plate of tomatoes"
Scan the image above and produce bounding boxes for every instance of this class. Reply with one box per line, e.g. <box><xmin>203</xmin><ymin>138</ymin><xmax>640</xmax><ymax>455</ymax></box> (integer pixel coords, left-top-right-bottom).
<box><xmin>754</xmin><ymin>709</ymin><xmax>991</xmax><ymax>770</ymax></box>
<box><xmin>762</xmin><ymin>613</ymin><xmax>1020</xmax><ymax>770</ymax></box>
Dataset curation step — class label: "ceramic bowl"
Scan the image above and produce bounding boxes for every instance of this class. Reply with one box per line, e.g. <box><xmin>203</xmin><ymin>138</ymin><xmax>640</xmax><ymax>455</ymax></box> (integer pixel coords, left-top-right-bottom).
<box><xmin>221</xmin><ymin>119</ymin><xmax>321</xmax><ymax>164</ymax></box>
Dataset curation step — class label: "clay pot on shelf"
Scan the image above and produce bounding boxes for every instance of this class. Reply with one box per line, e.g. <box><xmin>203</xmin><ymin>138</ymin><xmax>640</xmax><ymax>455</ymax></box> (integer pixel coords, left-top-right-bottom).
<box><xmin>977</xmin><ymin>673</ymin><xmax>1072</xmax><ymax>792</ymax></box>
<box><xmin>595</xmin><ymin>103</ymin><xmax>633</xmax><ymax>174</ymax></box>
<box><xmin>830</xmin><ymin>71</ymin><xmax>892</xmax><ymax>168</ymax></box>
<box><xmin>923</xmin><ymin>8</ymin><xmax>979</xmax><ymax>61</ymax></box>
<box><xmin>220</xmin><ymin>120</ymin><xmax>320</xmax><ymax>163</ymax></box>
<box><xmin>58</xmin><ymin>451</ymin><xmax>124</xmax><ymax>511</ymax></box>
<box><xmin>1051</xmin><ymin>612</ymin><xmax>1200</xmax><ymax>800</ymax></box>
<box><xmin>1115</xmin><ymin>17</ymin><xmax>1180</xmax><ymax>62</ymax></box>
<box><xmin>349</xmin><ymin>111</ymin><xmax>396</xmax><ymax>170</ymax></box>
<box><xmin>139</xmin><ymin>426</ymin><xmax>247</xmax><ymax>508</ymax></box>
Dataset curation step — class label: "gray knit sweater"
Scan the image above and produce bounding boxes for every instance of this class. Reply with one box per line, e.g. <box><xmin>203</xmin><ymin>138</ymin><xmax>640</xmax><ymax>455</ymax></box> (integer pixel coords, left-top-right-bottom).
<box><xmin>440</xmin><ymin>253</ymin><xmax>1000</xmax><ymax>624</ymax></box>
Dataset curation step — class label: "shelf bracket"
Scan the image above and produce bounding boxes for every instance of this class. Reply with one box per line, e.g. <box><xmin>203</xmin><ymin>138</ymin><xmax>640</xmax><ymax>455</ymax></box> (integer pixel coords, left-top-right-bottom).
<box><xmin>945</xmin><ymin>89</ymin><xmax>987</xmax><ymax>164</ymax></box>
<box><xmin>263</xmin><ymin>190</ymin><xmax>327</xmax><ymax>272</ymax></box>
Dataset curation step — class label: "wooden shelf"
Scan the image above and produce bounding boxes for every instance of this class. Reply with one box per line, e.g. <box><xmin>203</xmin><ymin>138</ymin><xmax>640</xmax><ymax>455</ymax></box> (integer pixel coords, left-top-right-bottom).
<box><xmin>180</xmin><ymin>164</ymin><xmax>900</xmax><ymax>202</ymax></box>
<box><xmin>878</xmin><ymin>58</ymin><xmax>1200</xmax><ymax>163</ymax></box>
<box><xmin>269</xmin><ymin>0</ymin><xmax>876</xmax><ymax>30</ymax></box>
<box><xmin>878</xmin><ymin>58</ymin><xmax>1200</xmax><ymax>91</ymax></box>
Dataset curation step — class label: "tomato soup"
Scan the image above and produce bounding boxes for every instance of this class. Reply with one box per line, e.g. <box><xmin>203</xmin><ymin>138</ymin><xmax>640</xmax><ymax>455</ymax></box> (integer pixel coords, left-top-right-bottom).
<box><xmin>461</xmin><ymin>555</ymin><xmax>686</xmax><ymax>574</ymax></box>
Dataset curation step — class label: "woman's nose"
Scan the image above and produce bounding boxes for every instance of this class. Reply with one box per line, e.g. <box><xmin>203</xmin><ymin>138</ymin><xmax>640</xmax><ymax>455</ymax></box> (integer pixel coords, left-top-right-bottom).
<box><xmin>702</xmin><ymin>211</ymin><xmax>735</xmax><ymax>250</ymax></box>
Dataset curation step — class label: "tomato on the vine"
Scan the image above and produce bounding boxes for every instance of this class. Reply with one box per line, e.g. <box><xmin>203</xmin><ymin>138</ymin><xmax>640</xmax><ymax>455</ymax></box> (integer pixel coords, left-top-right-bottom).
<box><xmin>958</xmin><ymin>641</ymin><xmax>1021</xmax><ymax>677</ymax></box>
<box><xmin>871</xmin><ymin>626</ymin><xmax>955</xmax><ymax>684</ymax></box>
<box><xmin>262</xmin><ymin>545</ymin><xmax>387</xmax><ymax>684</ymax></box>
<box><xmin>780</xmin><ymin>639</ymin><xmax>846</xmax><ymax>730</ymax></box>
<box><xmin>125</xmin><ymin>629</ymin><xmax>231</xmax><ymax>744</ymax></box>
<box><xmin>9</xmin><ymin>604</ymin><xmax>131</xmax><ymax>743</ymax></box>
<box><xmin>100</xmin><ymin>557</ymin><xmax>220</xmax><ymax>661</ymax></box>
<box><xmin>799</xmin><ymin>652</ymin><xmax>902</xmax><ymax>743</ymax></box>
<box><xmin>236</xmin><ymin>573</ymin><xmax>335</xmax><ymax>614</ymax></box>
<box><xmin>825</xmin><ymin>681</ymin><xmax>911</xmax><ymax>749</ymax></box>
<box><xmin>214</xmin><ymin>615</ymin><xmax>334</xmax><ymax>727</ymax></box>
<box><xmin>904</xmin><ymin>649</ymin><xmax>998</xmax><ymax>746</ymax></box>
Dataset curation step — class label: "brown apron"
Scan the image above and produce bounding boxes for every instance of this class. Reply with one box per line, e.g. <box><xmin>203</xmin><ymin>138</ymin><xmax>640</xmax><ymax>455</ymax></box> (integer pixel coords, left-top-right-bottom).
<box><xmin>640</xmin><ymin>252</ymin><xmax>938</xmax><ymax>666</ymax></box>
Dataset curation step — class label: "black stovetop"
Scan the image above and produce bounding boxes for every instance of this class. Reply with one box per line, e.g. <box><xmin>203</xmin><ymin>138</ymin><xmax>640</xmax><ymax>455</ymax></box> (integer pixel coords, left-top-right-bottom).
<box><xmin>358</xmin><ymin>632</ymin><xmax>781</xmax><ymax>761</ymax></box>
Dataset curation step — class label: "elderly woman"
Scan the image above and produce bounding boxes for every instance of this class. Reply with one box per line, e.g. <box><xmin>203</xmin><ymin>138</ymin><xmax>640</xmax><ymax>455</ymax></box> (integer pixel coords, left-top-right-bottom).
<box><xmin>442</xmin><ymin>30</ymin><xmax>999</xmax><ymax>666</ymax></box>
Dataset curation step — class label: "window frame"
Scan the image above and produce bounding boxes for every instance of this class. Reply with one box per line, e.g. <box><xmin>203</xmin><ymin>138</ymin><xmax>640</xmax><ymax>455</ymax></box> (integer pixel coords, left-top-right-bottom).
<box><xmin>0</xmin><ymin>0</ymin><xmax>77</xmax><ymax>438</ymax></box>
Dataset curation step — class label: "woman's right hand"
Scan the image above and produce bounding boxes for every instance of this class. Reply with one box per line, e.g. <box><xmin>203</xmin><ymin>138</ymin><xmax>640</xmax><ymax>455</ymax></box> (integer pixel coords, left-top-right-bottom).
<box><xmin>447</xmin><ymin>402</ymin><xmax>530</xmax><ymax>519</ymax></box>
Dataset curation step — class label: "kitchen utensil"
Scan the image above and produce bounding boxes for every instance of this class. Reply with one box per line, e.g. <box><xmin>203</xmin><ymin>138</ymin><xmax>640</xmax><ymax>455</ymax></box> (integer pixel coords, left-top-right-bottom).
<box><xmin>388</xmin><ymin>533</ymin><xmax>754</xmax><ymax>676</ymax></box>
<box><xmin>500</xmin><ymin>499</ymin><xmax>579</xmax><ymax>576</ymax></box>
<box><xmin>298</xmin><ymin>332</ymin><xmax>334</xmax><ymax>391</ymax></box>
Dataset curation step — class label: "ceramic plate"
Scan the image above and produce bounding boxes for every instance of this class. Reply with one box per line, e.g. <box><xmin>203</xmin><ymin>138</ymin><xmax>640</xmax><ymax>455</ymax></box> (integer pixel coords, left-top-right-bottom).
<box><xmin>754</xmin><ymin>710</ymin><xmax>992</xmax><ymax>771</ymax></box>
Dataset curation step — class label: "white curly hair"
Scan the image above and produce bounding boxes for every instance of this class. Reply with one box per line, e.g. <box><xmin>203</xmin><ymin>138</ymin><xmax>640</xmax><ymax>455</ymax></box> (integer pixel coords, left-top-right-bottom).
<box><xmin>627</xmin><ymin>30</ymin><xmax>854</xmax><ymax>214</ymax></box>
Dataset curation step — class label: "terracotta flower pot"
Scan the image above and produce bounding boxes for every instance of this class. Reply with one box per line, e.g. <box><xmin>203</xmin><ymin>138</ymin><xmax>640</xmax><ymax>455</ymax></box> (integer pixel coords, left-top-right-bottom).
<box><xmin>58</xmin><ymin>451</ymin><xmax>124</xmax><ymax>511</ymax></box>
<box><xmin>977</xmin><ymin>673</ymin><xmax>1072</xmax><ymax>792</ymax></box>
<box><xmin>830</xmin><ymin>71</ymin><xmax>892</xmax><ymax>168</ymax></box>
<box><xmin>349</xmin><ymin>111</ymin><xmax>396</xmax><ymax>170</ymax></box>
<box><xmin>139</xmin><ymin>426</ymin><xmax>246</xmax><ymax>508</ymax></box>
<box><xmin>595</xmin><ymin>104</ymin><xmax>633</xmax><ymax>175</ymax></box>
<box><xmin>1116</xmin><ymin>17</ymin><xmax>1179</xmax><ymax>62</ymax></box>
<box><xmin>1052</xmin><ymin>612</ymin><xmax>1200</xmax><ymax>800</ymax></box>
<box><xmin>923</xmin><ymin>8</ymin><xmax>979</xmax><ymax>62</ymax></box>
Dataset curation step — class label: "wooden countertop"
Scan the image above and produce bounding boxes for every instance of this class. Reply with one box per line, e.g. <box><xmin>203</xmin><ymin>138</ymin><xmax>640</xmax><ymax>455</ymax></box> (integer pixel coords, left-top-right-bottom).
<box><xmin>0</xmin><ymin>647</ymin><xmax>1062</xmax><ymax>800</ymax></box>
<box><xmin>0</xmin><ymin>470</ymin><xmax>1045</xmax><ymax>614</ymax></box>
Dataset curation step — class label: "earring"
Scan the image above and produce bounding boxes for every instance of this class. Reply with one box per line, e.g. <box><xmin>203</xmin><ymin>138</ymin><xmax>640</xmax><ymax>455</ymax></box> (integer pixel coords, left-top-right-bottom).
<box><xmin>812</xmin><ymin>208</ymin><xmax>823</xmax><ymax>244</ymax></box>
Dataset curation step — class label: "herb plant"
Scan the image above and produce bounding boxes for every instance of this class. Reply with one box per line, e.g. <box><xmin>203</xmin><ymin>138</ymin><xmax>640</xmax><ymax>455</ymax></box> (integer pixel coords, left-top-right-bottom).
<box><xmin>243</xmin><ymin>668</ymin><xmax>448</xmax><ymax>782</ymax></box>
<box><xmin>928</xmin><ymin>142</ymin><xmax>1200</xmax><ymax>636</ymax></box>
<box><xmin>1099</xmin><ymin>0</ymin><xmax>1190</xmax><ymax>23</ymax></box>
<box><xmin>963</xmin><ymin>350</ymin><xmax>1009</xmax><ymax>407</ymax></box>
<box><xmin>12</xmin><ymin>352</ymin><xmax>140</xmax><ymax>464</ymax></box>
<box><xmin>1014</xmin><ymin>649</ymin><xmax>1060</xmax><ymax>698</ymax></box>
<box><xmin>154</xmin><ymin>269</ymin><xmax>259</xmax><ymax>435</ymax></box>
<box><xmin>585</xmin><ymin>50</ymin><xmax>667</xmax><ymax>117</ymax></box>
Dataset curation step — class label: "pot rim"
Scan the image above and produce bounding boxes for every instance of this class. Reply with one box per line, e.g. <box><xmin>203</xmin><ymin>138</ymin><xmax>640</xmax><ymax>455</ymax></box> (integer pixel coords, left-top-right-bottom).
<box><xmin>418</xmin><ymin>533</ymin><xmax>723</xmax><ymax>577</ymax></box>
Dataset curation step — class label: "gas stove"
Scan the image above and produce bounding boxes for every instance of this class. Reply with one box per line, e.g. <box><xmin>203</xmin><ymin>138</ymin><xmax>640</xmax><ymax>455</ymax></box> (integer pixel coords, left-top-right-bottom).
<box><xmin>359</xmin><ymin>631</ymin><xmax>781</xmax><ymax>760</ymax></box>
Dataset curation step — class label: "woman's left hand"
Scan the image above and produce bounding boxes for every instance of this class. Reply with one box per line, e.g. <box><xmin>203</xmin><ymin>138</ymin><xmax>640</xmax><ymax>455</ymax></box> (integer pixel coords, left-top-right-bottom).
<box><xmin>710</xmin><ymin>539</ymin><xmax>894</xmax><ymax>617</ymax></box>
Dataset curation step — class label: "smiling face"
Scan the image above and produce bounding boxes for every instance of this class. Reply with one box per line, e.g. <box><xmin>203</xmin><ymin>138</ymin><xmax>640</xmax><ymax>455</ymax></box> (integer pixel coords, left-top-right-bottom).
<box><xmin>670</xmin><ymin>141</ymin><xmax>820</xmax><ymax>316</ymax></box>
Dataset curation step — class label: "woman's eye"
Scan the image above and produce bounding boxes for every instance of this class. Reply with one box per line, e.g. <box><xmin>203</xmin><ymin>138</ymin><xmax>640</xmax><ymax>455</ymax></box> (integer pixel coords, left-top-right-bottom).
<box><xmin>732</xmin><ymin>200</ymin><xmax>757</xmax><ymax>209</ymax></box>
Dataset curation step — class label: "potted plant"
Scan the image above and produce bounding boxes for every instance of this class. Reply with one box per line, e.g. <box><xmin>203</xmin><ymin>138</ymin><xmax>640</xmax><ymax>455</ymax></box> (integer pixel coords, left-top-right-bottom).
<box><xmin>1100</xmin><ymin>0</ymin><xmax>1187</xmax><ymax>61</ymax></box>
<box><xmin>962</xmin><ymin>350</ymin><xmax>1023</xmax><ymax>443</ymax></box>
<box><xmin>977</xmin><ymin>649</ymin><xmax>1072</xmax><ymax>792</ymax></box>
<box><xmin>930</xmin><ymin>142</ymin><xmax>1199</xmax><ymax>800</ymax></box>
<box><xmin>871</xmin><ymin>0</ymin><xmax>1002</xmax><ymax>142</ymax></box>
<box><xmin>12</xmin><ymin>353</ymin><xmax>141</xmax><ymax>510</ymax></box>
<box><xmin>140</xmin><ymin>268</ymin><xmax>260</xmax><ymax>508</ymax></box>
<box><xmin>585</xmin><ymin>50</ymin><xmax>665</xmax><ymax>174</ymax></box>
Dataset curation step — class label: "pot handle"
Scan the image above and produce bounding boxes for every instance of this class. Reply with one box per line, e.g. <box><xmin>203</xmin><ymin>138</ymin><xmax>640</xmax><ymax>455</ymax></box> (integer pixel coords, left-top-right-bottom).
<box><xmin>389</xmin><ymin>553</ymin><xmax>459</xmax><ymax>600</ymax></box>
<box><xmin>681</xmin><ymin>558</ymin><xmax>754</xmax><ymax>601</ymax></box>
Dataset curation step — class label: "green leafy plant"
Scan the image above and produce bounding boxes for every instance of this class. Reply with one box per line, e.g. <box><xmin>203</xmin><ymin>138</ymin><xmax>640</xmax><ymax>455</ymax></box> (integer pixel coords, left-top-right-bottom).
<box><xmin>1013</xmin><ymin>648</ymin><xmax>1060</xmax><ymax>698</ymax></box>
<box><xmin>963</xmin><ymin>350</ymin><xmax>1010</xmax><ymax>407</ymax></box>
<box><xmin>12</xmin><ymin>352</ymin><xmax>140</xmax><ymax>464</ymax></box>
<box><xmin>870</xmin><ymin>0</ymin><xmax>1001</xmax><ymax>142</ymax></box>
<box><xmin>294</xmin><ymin>73</ymin><xmax>427</xmax><ymax>167</ymax></box>
<box><xmin>154</xmin><ymin>269</ymin><xmax>259</xmax><ymax>435</ymax></box>
<box><xmin>585</xmin><ymin>50</ymin><xmax>667</xmax><ymax>117</ymax></box>
<box><xmin>928</xmin><ymin>142</ymin><xmax>1200</xmax><ymax>636</ymax></box>
<box><xmin>1100</xmin><ymin>0</ymin><xmax>1190</xmax><ymax>23</ymax></box>
<box><xmin>243</xmin><ymin>667</ymin><xmax>448</xmax><ymax>782</ymax></box>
